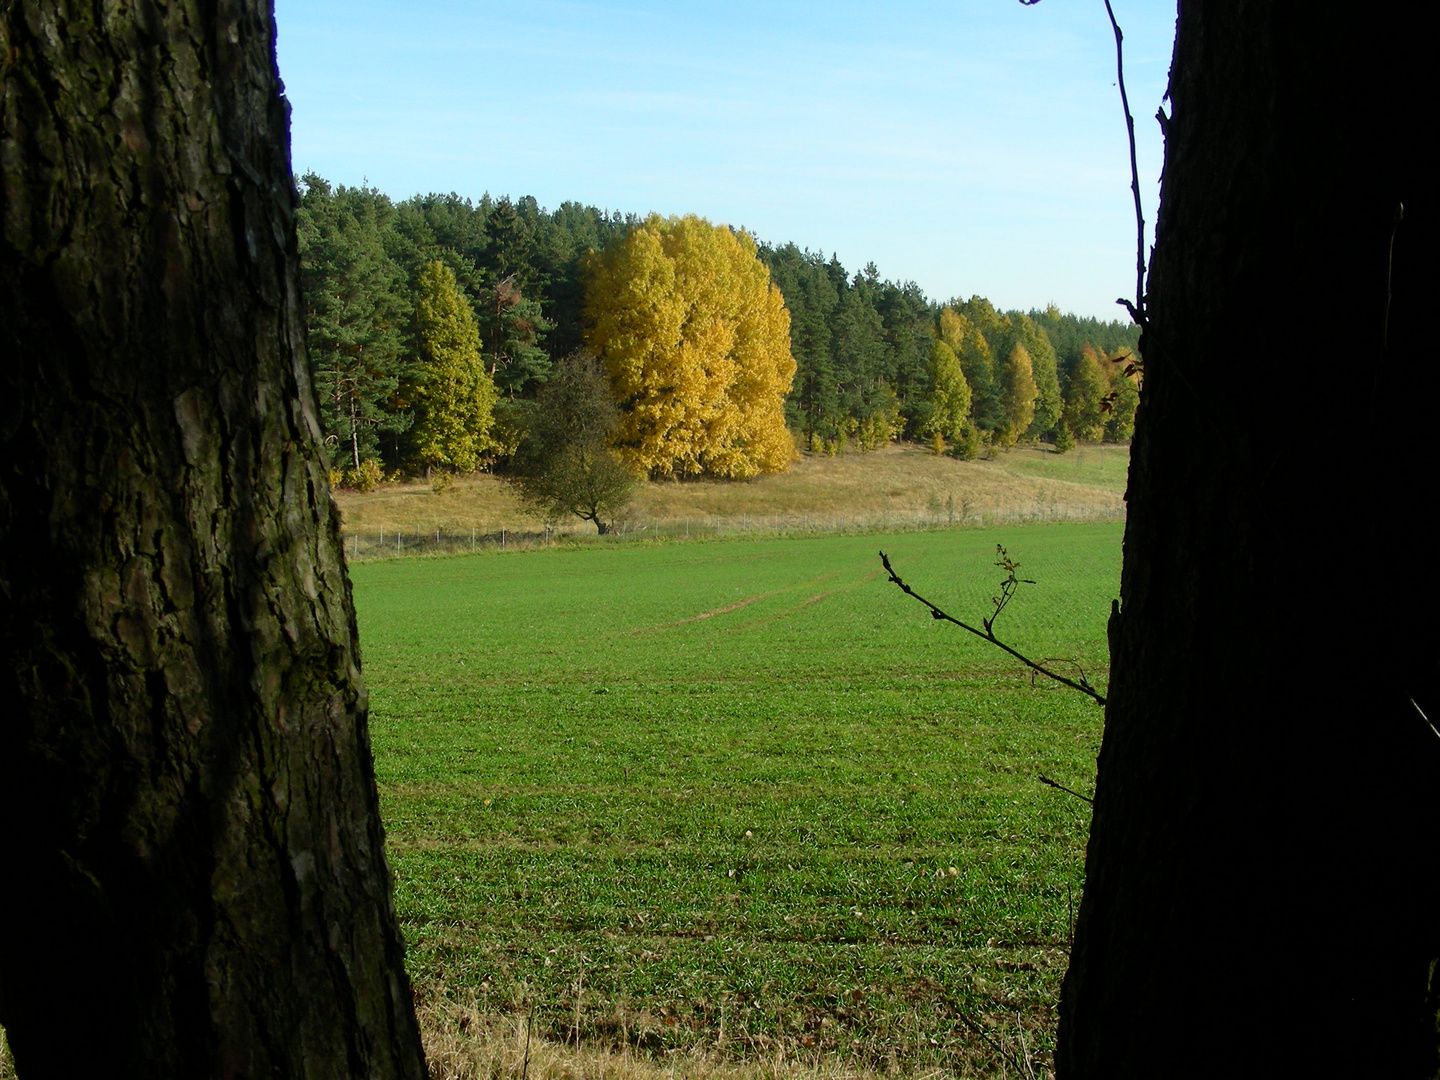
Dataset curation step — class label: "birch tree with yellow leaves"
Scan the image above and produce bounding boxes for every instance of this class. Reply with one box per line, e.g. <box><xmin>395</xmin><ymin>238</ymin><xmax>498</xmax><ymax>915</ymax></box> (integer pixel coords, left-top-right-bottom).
<box><xmin>583</xmin><ymin>215</ymin><xmax>796</xmax><ymax>479</ymax></box>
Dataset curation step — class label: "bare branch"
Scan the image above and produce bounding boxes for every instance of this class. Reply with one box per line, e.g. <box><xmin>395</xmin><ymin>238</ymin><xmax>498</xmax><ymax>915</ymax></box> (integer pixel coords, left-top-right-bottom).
<box><xmin>1020</xmin><ymin>0</ymin><xmax>1149</xmax><ymax>329</ymax></box>
<box><xmin>1038</xmin><ymin>774</ymin><xmax>1094</xmax><ymax>804</ymax></box>
<box><xmin>1102</xmin><ymin>0</ymin><xmax>1148</xmax><ymax>325</ymax></box>
<box><xmin>879</xmin><ymin>551</ymin><xmax>1107</xmax><ymax>706</ymax></box>
<box><xmin>1412</xmin><ymin>698</ymin><xmax>1440</xmax><ymax>743</ymax></box>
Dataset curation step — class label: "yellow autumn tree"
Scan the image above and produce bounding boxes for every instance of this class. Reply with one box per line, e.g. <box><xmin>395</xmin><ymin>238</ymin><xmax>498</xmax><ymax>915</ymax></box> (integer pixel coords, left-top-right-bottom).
<box><xmin>583</xmin><ymin>215</ymin><xmax>796</xmax><ymax>479</ymax></box>
<box><xmin>410</xmin><ymin>260</ymin><xmax>498</xmax><ymax>474</ymax></box>
<box><xmin>937</xmin><ymin>305</ymin><xmax>968</xmax><ymax>353</ymax></box>
<box><xmin>998</xmin><ymin>342</ymin><xmax>1038</xmax><ymax>447</ymax></box>
<box><xmin>922</xmin><ymin>339</ymin><xmax>971</xmax><ymax>447</ymax></box>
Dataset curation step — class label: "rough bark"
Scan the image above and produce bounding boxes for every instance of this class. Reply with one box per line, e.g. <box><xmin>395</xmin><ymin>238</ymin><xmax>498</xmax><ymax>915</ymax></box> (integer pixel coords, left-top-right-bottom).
<box><xmin>0</xmin><ymin>2</ymin><xmax>428</xmax><ymax>1077</ymax></box>
<box><xmin>1059</xmin><ymin>3</ymin><xmax>1437</xmax><ymax>1076</ymax></box>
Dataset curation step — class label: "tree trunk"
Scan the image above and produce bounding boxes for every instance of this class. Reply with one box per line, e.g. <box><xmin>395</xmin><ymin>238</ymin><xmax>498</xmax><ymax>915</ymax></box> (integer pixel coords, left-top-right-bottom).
<box><xmin>1058</xmin><ymin>3</ymin><xmax>1437</xmax><ymax>1076</ymax></box>
<box><xmin>0</xmin><ymin>3</ymin><xmax>427</xmax><ymax>1077</ymax></box>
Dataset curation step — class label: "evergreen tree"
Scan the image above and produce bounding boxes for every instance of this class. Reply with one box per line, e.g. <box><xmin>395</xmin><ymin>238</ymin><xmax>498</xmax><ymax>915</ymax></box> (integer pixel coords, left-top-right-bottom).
<box><xmin>760</xmin><ymin>244</ymin><xmax>839</xmax><ymax>448</ymax></box>
<box><xmin>296</xmin><ymin>175</ymin><xmax>413</xmax><ymax>472</ymax></box>
<box><xmin>832</xmin><ymin>273</ymin><xmax>896</xmax><ymax>450</ymax></box>
<box><xmin>540</xmin><ymin>202</ymin><xmax>637</xmax><ymax>358</ymax></box>
<box><xmin>477</xmin><ymin>274</ymin><xmax>553</xmax><ymax>396</ymax></box>
<box><xmin>957</xmin><ymin>326</ymin><xmax>1000</xmax><ymax>434</ymax></box>
<box><xmin>389</xmin><ymin>199</ymin><xmax>485</xmax><ymax>296</ymax></box>
<box><xmin>396</xmin><ymin>192</ymin><xmax>488</xmax><ymax>268</ymax></box>
<box><xmin>482</xmin><ymin>195</ymin><xmax>543</xmax><ymax>295</ymax></box>
<box><xmin>875</xmin><ymin>280</ymin><xmax>935</xmax><ymax>436</ymax></box>
<box><xmin>410</xmin><ymin>260</ymin><xmax>498</xmax><ymax>473</ymax></box>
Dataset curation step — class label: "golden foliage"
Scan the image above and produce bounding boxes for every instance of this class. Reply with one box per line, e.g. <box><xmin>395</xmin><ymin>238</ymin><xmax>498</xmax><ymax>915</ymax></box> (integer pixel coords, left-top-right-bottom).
<box><xmin>936</xmin><ymin>305</ymin><xmax>969</xmax><ymax>353</ymax></box>
<box><xmin>412</xmin><ymin>260</ymin><xmax>498</xmax><ymax>474</ymax></box>
<box><xmin>1064</xmin><ymin>345</ymin><xmax>1111</xmax><ymax>442</ymax></box>
<box><xmin>583</xmin><ymin>215</ymin><xmax>796</xmax><ymax>479</ymax></box>
<box><xmin>923</xmin><ymin>339</ymin><xmax>971</xmax><ymax>444</ymax></box>
<box><xmin>998</xmin><ymin>343</ymin><xmax>1038</xmax><ymax>447</ymax></box>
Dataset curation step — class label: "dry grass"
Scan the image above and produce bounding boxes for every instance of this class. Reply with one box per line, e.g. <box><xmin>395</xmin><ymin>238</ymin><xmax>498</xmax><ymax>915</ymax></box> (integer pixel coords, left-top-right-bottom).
<box><xmin>331</xmin><ymin>443</ymin><xmax>1126</xmax><ymax>539</ymax></box>
<box><xmin>0</xmin><ymin>1001</ymin><xmax>1048</xmax><ymax>1080</ymax></box>
<box><xmin>416</xmin><ymin>990</ymin><xmax>1051</xmax><ymax>1080</ymax></box>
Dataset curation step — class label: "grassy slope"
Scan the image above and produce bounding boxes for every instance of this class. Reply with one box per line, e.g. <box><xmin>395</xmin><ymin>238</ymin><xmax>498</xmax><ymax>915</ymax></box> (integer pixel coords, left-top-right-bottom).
<box><xmin>355</xmin><ymin>521</ymin><xmax>1120</xmax><ymax>1076</ymax></box>
<box><xmin>332</xmin><ymin>443</ymin><xmax>1128</xmax><ymax>537</ymax></box>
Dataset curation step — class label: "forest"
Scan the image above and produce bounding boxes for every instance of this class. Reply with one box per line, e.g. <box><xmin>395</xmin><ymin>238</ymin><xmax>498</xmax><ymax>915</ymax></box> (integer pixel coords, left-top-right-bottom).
<box><xmin>296</xmin><ymin>175</ymin><xmax>1142</xmax><ymax>489</ymax></box>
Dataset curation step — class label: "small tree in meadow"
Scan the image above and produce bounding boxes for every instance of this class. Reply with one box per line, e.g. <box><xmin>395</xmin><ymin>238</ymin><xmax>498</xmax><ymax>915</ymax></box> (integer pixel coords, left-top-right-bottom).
<box><xmin>510</xmin><ymin>352</ymin><xmax>638</xmax><ymax>534</ymax></box>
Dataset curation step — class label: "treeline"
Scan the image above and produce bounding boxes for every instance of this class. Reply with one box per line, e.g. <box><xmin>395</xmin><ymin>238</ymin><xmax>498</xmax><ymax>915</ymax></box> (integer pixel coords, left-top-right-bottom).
<box><xmin>295</xmin><ymin>174</ymin><xmax>1140</xmax><ymax>486</ymax></box>
<box><xmin>760</xmin><ymin>246</ymin><xmax>1139</xmax><ymax>456</ymax></box>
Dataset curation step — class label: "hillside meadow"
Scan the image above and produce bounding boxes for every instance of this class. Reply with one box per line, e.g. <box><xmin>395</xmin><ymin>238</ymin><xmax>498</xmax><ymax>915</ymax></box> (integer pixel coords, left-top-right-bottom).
<box><xmin>330</xmin><ymin>443</ymin><xmax>1128</xmax><ymax>545</ymax></box>
<box><xmin>352</xmin><ymin>513</ymin><xmax>1122</xmax><ymax>1079</ymax></box>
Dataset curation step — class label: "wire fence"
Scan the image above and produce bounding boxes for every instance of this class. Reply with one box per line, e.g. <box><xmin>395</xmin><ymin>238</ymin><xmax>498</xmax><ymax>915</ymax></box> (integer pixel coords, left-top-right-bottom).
<box><xmin>341</xmin><ymin>500</ymin><xmax>1124</xmax><ymax>560</ymax></box>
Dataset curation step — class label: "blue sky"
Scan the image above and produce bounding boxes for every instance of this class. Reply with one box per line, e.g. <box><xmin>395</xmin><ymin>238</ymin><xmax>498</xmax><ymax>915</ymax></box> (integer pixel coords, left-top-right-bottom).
<box><xmin>274</xmin><ymin>1</ymin><xmax>1176</xmax><ymax>320</ymax></box>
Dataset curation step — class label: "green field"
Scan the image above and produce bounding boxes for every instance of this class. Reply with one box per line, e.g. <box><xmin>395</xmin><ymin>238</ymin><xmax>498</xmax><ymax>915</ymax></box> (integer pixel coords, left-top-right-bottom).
<box><xmin>355</xmin><ymin>521</ymin><xmax>1119</xmax><ymax>1074</ymax></box>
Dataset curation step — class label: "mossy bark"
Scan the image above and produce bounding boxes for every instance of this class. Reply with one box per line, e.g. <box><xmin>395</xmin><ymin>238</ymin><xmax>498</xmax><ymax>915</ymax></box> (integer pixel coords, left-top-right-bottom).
<box><xmin>0</xmin><ymin>3</ymin><xmax>427</xmax><ymax>1077</ymax></box>
<box><xmin>1058</xmin><ymin>3</ymin><xmax>1437</xmax><ymax>1076</ymax></box>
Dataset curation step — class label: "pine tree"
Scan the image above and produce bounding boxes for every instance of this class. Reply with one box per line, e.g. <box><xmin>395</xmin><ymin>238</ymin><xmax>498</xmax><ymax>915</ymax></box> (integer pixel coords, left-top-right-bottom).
<box><xmin>957</xmin><ymin>326</ymin><xmax>999</xmax><ymax>434</ymax></box>
<box><xmin>875</xmin><ymin>280</ymin><xmax>935</xmax><ymax>437</ymax></box>
<box><xmin>998</xmin><ymin>343</ymin><xmax>1038</xmax><ymax>447</ymax></box>
<box><xmin>296</xmin><ymin>175</ymin><xmax>412</xmax><ymax>472</ymax></box>
<box><xmin>761</xmin><ymin>244</ymin><xmax>839</xmax><ymax>449</ymax></box>
<box><xmin>583</xmin><ymin>215</ymin><xmax>795</xmax><ymax>478</ymax></box>
<box><xmin>477</xmin><ymin>274</ymin><xmax>553</xmax><ymax>396</ymax></box>
<box><xmin>410</xmin><ymin>260</ymin><xmax>498</xmax><ymax>474</ymax></box>
<box><xmin>482</xmin><ymin>195</ymin><xmax>542</xmax><ymax>295</ymax></box>
<box><xmin>832</xmin><ymin>276</ymin><xmax>896</xmax><ymax>450</ymax></box>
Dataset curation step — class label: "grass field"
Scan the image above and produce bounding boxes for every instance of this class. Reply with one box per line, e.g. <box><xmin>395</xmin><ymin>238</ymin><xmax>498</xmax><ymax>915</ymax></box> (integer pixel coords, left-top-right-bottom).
<box><xmin>332</xmin><ymin>443</ymin><xmax>1128</xmax><ymax>543</ymax></box>
<box><xmin>355</xmin><ymin>520</ymin><xmax>1120</xmax><ymax>1077</ymax></box>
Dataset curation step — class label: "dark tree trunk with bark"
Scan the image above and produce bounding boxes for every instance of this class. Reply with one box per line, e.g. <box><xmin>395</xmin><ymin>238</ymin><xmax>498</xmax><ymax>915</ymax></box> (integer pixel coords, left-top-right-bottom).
<box><xmin>0</xmin><ymin>3</ymin><xmax>427</xmax><ymax>1077</ymax></box>
<box><xmin>1059</xmin><ymin>4</ymin><xmax>1437</xmax><ymax>1076</ymax></box>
